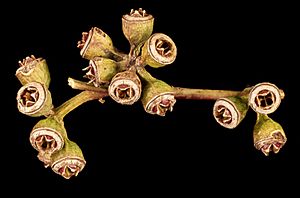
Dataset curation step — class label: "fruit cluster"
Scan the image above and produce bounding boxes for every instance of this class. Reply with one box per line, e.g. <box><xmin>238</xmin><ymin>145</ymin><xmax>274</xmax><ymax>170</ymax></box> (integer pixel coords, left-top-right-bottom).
<box><xmin>15</xmin><ymin>8</ymin><xmax>286</xmax><ymax>179</ymax></box>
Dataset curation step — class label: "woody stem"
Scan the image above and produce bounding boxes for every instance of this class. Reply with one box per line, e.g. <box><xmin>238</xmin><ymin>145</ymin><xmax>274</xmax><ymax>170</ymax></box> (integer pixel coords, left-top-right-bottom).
<box><xmin>174</xmin><ymin>87</ymin><xmax>241</xmax><ymax>100</ymax></box>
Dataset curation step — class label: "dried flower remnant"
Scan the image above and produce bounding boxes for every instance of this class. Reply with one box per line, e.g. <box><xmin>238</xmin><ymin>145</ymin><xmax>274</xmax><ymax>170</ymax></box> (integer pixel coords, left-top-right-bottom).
<box><xmin>16</xmin><ymin>82</ymin><xmax>53</xmax><ymax>117</ymax></box>
<box><xmin>257</xmin><ymin>132</ymin><xmax>286</xmax><ymax>156</ymax></box>
<box><xmin>145</xmin><ymin>93</ymin><xmax>176</xmax><ymax>116</ymax></box>
<box><xmin>16</xmin><ymin>55</ymin><xmax>51</xmax><ymax>88</ymax></box>
<box><xmin>35</xmin><ymin>135</ymin><xmax>58</xmax><ymax>166</ymax></box>
<box><xmin>52</xmin><ymin>157</ymin><xmax>86</xmax><ymax>179</ymax></box>
<box><xmin>82</xmin><ymin>63</ymin><xmax>96</xmax><ymax>85</ymax></box>
<box><xmin>253</xmin><ymin>113</ymin><xmax>287</xmax><ymax>156</ymax></box>
<box><xmin>19</xmin><ymin>86</ymin><xmax>39</xmax><ymax>106</ymax></box>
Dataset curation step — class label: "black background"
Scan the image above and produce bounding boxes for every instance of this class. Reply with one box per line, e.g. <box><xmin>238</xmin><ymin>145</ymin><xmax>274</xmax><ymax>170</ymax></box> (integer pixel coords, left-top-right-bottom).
<box><xmin>4</xmin><ymin>0</ymin><xmax>297</xmax><ymax>195</ymax></box>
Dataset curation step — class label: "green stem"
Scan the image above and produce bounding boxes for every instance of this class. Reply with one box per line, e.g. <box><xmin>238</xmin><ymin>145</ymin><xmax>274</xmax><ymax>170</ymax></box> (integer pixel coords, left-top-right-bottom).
<box><xmin>174</xmin><ymin>87</ymin><xmax>241</xmax><ymax>100</ymax></box>
<box><xmin>136</xmin><ymin>67</ymin><xmax>156</xmax><ymax>81</ymax></box>
<box><xmin>68</xmin><ymin>77</ymin><xmax>109</xmax><ymax>92</ymax></box>
<box><xmin>54</xmin><ymin>90</ymin><xmax>107</xmax><ymax>121</ymax></box>
<box><xmin>112</xmin><ymin>47</ymin><xmax>128</xmax><ymax>62</ymax></box>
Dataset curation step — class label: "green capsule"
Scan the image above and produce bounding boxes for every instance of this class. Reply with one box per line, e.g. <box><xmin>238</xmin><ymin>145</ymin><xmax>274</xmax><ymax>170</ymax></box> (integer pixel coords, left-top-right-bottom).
<box><xmin>141</xmin><ymin>33</ymin><xmax>177</xmax><ymax>68</ymax></box>
<box><xmin>16</xmin><ymin>55</ymin><xmax>50</xmax><ymax>88</ymax></box>
<box><xmin>77</xmin><ymin>27</ymin><xmax>121</xmax><ymax>60</ymax></box>
<box><xmin>51</xmin><ymin>139</ymin><xmax>86</xmax><ymax>179</ymax></box>
<box><xmin>30</xmin><ymin>116</ymin><xmax>68</xmax><ymax>166</ymax></box>
<box><xmin>137</xmin><ymin>67</ymin><xmax>176</xmax><ymax>116</ymax></box>
<box><xmin>122</xmin><ymin>8</ymin><xmax>154</xmax><ymax>48</ymax></box>
<box><xmin>84</xmin><ymin>57</ymin><xmax>120</xmax><ymax>86</ymax></box>
<box><xmin>253</xmin><ymin>113</ymin><xmax>287</xmax><ymax>156</ymax></box>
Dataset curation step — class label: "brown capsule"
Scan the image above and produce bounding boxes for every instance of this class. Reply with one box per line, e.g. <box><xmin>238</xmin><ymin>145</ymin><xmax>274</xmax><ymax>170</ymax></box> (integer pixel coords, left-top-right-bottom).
<box><xmin>108</xmin><ymin>70</ymin><xmax>142</xmax><ymax>105</ymax></box>
<box><xmin>141</xmin><ymin>33</ymin><xmax>177</xmax><ymax>68</ymax></box>
<box><xmin>213</xmin><ymin>96</ymin><xmax>248</xmax><ymax>129</ymax></box>
<box><xmin>51</xmin><ymin>140</ymin><xmax>86</xmax><ymax>179</ymax></box>
<box><xmin>248</xmin><ymin>82</ymin><xmax>281</xmax><ymax>114</ymax></box>
<box><xmin>30</xmin><ymin>117</ymin><xmax>68</xmax><ymax>167</ymax></box>
<box><xmin>16</xmin><ymin>82</ymin><xmax>53</xmax><ymax>117</ymax></box>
